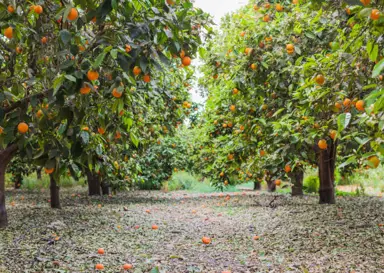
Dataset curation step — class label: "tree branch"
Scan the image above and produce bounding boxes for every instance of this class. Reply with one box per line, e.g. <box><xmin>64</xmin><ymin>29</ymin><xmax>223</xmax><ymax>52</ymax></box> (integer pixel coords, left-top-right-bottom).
<box><xmin>2</xmin><ymin>90</ymin><xmax>50</xmax><ymax>115</ymax></box>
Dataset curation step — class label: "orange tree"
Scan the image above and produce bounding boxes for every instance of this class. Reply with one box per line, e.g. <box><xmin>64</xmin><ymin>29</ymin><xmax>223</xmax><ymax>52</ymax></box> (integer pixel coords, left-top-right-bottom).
<box><xmin>0</xmin><ymin>0</ymin><xmax>210</xmax><ymax>227</ymax></box>
<box><xmin>195</xmin><ymin>0</ymin><xmax>383</xmax><ymax>202</ymax></box>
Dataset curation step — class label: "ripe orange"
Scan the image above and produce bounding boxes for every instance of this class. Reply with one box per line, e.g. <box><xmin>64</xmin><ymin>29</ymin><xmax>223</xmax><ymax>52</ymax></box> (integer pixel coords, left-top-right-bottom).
<box><xmin>335</xmin><ymin>102</ymin><xmax>342</xmax><ymax>109</ymax></box>
<box><xmin>152</xmin><ymin>224</ymin><xmax>158</xmax><ymax>230</ymax></box>
<box><xmin>240</xmin><ymin>31</ymin><xmax>246</xmax><ymax>37</ymax></box>
<box><xmin>180</xmin><ymin>50</ymin><xmax>186</xmax><ymax>58</ymax></box>
<box><xmin>244</xmin><ymin>48</ymin><xmax>253</xmax><ymax>55</ymax></box>
<box><xmin>67</xmin><ymin>8</ymin><xmax>78</xmax><ymax>21</ymax></box>
<box><xmin>318</xmin><ymin>139</ymin><xmax>328</xmax><ymax>150</ymax></box>
<box><xmin>360</xmin><ymin>0</ymin><xmax>370</xmax><ymax>6</ymax></box>
<box><xmin>4</xmin><ymin>27</ymin><xmax>13</xmax><ymax>39</ymax></box>
<box><xmin>36</xmin><ymin>110</ymin><xmax>43</xmax><ymax>118</ymax></box>
<box><xmin>253</xmin><ymin>235</ymin><xmax>260</xmax><ymax>240</ymax></box>
<box><xmin>275</xmin><ymin>179</ymin><xmax>281</xmax><ymax>186</ymax></box>
<box><xmin>98</xmin><ymin>127</ymin><xmax>105</xmax><ymax>135</ymax></box>
<box><xmin>292</xmin><ymin>0</ymin><xmax>299</xmax><ymax>4</ymax></box>
<box><xmin>260</xmin><ymin>150</ymin><xmax>266</xmax><ymax>157</ymax></box>
<box><xmin>82</xmin><ymin>126</ymin><xmax>89</xmax><ymax>131</ymax></box>
<box><xmin>115</xmin><ymin>131</ymin><xmax>121</xmax><ymax>139</ymax></box>
<box><xmin>315</xmin><ymin>74</ymin><xmax>325</xmax><ymax>85</ymax></box>
<box><xmin>123</xmin><ymin>264</ymin><xmax>133</xmax><ymax>270</ymax></box>
<box><xmin>370</xmin><ymin>9</ymin><xmax>380</xmax><ymax>20</ymax></box>
<box><xmin>182</xmin><ymin>56</ymin><xmax>191</xmax><ymax>66</ymax></box>
<box><xmin>95</xmin><ymin>264</ymin><xmax>104</xmax><ymax>270</ymax></box>
<box><xmin>355</xmin><ymin>100</ymin><xmax>365</xmax><ymax>111</ymax></box>
<box><xmin>41</xmin><ymin>36</ymin><xmax>48</xmax><ymax>44</ymax></box>
<box><xmin>7</xmin><ymin>5</ymin><xmax>15</xmax><ymax>13</ymax></box>
<box><xmin>143</xmin><ymin>74</ymin><xmax>151</xmax><ymax>83</ymax></box>
<box><xmin>97</xmin><ymin>248</ymin><xmax>105</xmax><ymax>255</ymax></box>
<box><xmin>133</xmin><ymin>66</ymin><xmax>141</xmax><ymax>76</ymax></box>
<box><xmin>264</xmin><ymin>3</ymin><xmax>271</xmax><ymax>9</ymax></box>
<box><xmin>202</xmin><ymin>236</ymin><xmax>211</xmax><ymax>244</ymax></box>
<box><xmin>16</xmin><ymin>46</ymin><xmax>22</xmax><ymax>54</ymax></box>
<box><xmin>17</xmin><ymin>122</ymin><xmax>29</xmax><ymax>134</ymax></box>
<box><xmin>229</xmin><ymin>105</ymin><xmax>236</xmax><ymax>112</ymax></box>
<box><xmin>251</xmin><ymin>63</ymin><xmax>257</xmax><ymax>70</ymax></box>
<box><xmin>166</xmin><ymin>0</ymin><xmax>175</xmax><ymax>5</ymax></box>
<box><xmin>329</xmin><ymin>130</ymin><xmax>337</xmax><ymax>140</ymax></box>
<box><xmin>125</xmin><ymin>44</ymin><xmax>132</xmax><ymax>53</ymax></box>
<box><xmin>263</xmin><ymin>14</ymin><xmax>270</xmax><ymax>22</ymax></box>
<box><xmin>367</xmin><ymin>156</ymin><xmax>380</xmax><ymax>168</ymax></box>
<box><xmin>87</xmin><ymin>70</ymin><xmax>99</xmax><ymax>81</ymax></box>
<box><xmin>112</xmin><ymin>88</ymin><xmax>122</xmax><ymax>98</ymax></box>
<box><xmin>80</xmin><ymin>85</ymin><xmax>91</xmax><ymax>95</ymax></box>
<box><xmin>343</xmin><ymin>98</ymin><xmax>351</xmax><ymax>108</ymax></box>
<box><xmin>223</xmin><ymin>123</ymin><xmax>227</xmax><ymax>128</ymax></box>
<box><xmin>45</xmin><ymin>168</ymin><xmax>54</xmax><ymax>174</ymax></box>
<box><xmin>233</xmin><ymin>88</ymin><xmax>239</xmax><ymax>95</ymax></box>
<box><xmin>286</xmin><ymin>44</ymin><xmax>294</xmax><ymax>54</ymax></box>
<box><xmin>275</xmin><ymin>4</ymin><xmax>284</xmax><ymax>12</ymax></box>
<box><xmin>220</xmin><ymin>172</ymin><xmax>225</xmax><ymax>177</ymax></box>
<box><xmin>34</xmin><ymin>5</ymin><xmax>43</xmax><ymax>14</ymax></box>
<box><xmin>0</xmin><ymin>127</ymin><xmax>3</xmax><ymax>135</ymax></box>
<box><xmin>284</xmin><ymin>164</ymin><xmax>291</xmax><ymax>173</ymax></box>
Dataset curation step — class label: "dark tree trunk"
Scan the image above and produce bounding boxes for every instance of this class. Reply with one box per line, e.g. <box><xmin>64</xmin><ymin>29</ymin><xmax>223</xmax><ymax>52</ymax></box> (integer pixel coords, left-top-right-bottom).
<box><xmin>0</xmin><ymin>144</ymin><xmax>18</xmax><ymax>228</ymax></box>
<box><xmin>318</xmin><ymin>141</ymin><xmax>337</xmax><ymax>204</ymax></box>
<box><xmin>14</xmin><ymin>174</ymin><xmax>22</xmax><ymax>189</ymax></box>
<box><xmin>36</xmin><ymin>168</ymin><xmax>42</xmax><ymax>180</ymax></box>
<box><xmin>253</xmin><ymin>181</ymin><xmax>261</xmax><ymax>190</ymax></box>
<box><xmin>86</xmin><ymin>170</ymin><xmax>101</xmax><ymax>196</ymax></box>
<box><xmin>101</xmin><ymin>181</ymin><xmax>110</xmax><ymax>195</ymax></box>
<box><xmin>50</xmin><ymin>176</ymin><xmax>61</xmax><ymax>209</ymax></box>
<box><xmin>266</xmin><ymin>178</ymin><xmax>276</xmax><ymax>192</ymax></box>
<box><xmin>290</xmin><ymin>170</ymin><xmax>304</xmax><ymax>196</ymax></box>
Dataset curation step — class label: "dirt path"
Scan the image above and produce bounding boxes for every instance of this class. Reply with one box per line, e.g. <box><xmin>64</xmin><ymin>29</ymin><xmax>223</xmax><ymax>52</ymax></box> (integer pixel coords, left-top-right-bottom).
<box><xmin>1</xmin><ymin>189</ymin><xmax>383</xmax><ymax>272</ymax></box>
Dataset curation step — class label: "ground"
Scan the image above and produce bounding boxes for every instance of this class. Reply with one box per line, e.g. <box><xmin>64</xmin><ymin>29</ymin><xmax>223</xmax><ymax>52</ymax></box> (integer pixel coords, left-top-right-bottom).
<box><xmin>1</xmin><ymin>188</ymin><xmax>383</xmax><ymax>273</ymax></box>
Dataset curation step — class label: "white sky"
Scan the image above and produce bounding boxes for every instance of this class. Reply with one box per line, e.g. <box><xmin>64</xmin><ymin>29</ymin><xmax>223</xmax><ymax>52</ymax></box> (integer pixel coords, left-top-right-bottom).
<box><xmin>189</xmin><ymin>0</ymin><xmax>246</xmax><ymax>104</ymax></box>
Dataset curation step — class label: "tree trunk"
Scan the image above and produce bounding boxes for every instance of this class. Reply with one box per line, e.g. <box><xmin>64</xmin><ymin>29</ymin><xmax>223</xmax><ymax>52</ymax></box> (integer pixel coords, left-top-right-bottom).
<box><xmin>0</xmin><ymin>144</ymin><xmax>18</xmax><ymax>228</ymax></box>
<box><xmin>14</xmin><ymin>174</ymin><xmax>22</xmax><ymax>189</ymax></box>
<box><xmin>101</xmin><ymin>181</ymin><xmax>110</xmax><ymax>195</ymax></box>
<box><xmin>291</xmin><ymin>170</ymin><xmax>304</xmax><ymax>196</ymax></box>
<box><xmin>318</xmin><ymin>141</ymin><xmax>337</xmax><ymax>204</ymax></box>
<box><xmin>36</xmin><ymin>168</ymin><xmax>42</xmax><ymax>180</ymax></box>
<box><xmin>266</xmin><ymin>178</ymin><xmax>276</xmax><ymax>192</ymax></box>
<box><xmin>253</xmin><ymin>181</ymin><xmax>261</xmax><ymax>190</ymax></box>
<box><xmin>86</xmin><ymin>170</ymin><xmax>101</xmax><ymax>196</ymax></box>
<box><xmin>50</xmin><ymin>176</ymin><xmax>61</xmax><ymax>209</ymax></box>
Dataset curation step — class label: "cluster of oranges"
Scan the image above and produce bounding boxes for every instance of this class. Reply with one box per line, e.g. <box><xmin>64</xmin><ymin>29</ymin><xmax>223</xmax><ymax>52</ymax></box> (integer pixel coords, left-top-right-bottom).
<box><xmin>95</xmin><ymin>248</ymin><xmax>133</xmax><ymax>271</ymax></box>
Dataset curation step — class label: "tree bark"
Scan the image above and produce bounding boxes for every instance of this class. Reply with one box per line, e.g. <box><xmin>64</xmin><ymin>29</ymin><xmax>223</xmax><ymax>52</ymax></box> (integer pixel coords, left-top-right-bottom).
<box><xmin>86</xmin><ymin>169</ymin><xmax>101</xmax><ymax>196</ymax></box>
<box><xmin>253</xmin><ymin>181</ymin><xmax>261</xmax><ymax>190</ymax></box>
<box><xmin>266</xmin><ymin>178</ymin><xmax>276</xmax><ymax>192</ymax></box>
<box><xmin>291</xmin><ymin>170</ymin><xmax>304</xmax><ymax>196</ymax></box>
<box><xmin>0</xmin><ymin>144</ymin><xmax>18</xmax><ymax>228</ymax></box>
<box><xmin>101</xmin><ymin>181</ymin><xmax>110</xmax><ymax>195</ymax></box>
<box><xmin>318</xmin><ymin>141</ymin><xmax>337</xmax><ymax>204</ymax></box>
<box><xmin>50</xmin><ymin>176</ymin><xmax>61</xmax><ymax>209</ymax></box>
<box><xmin>14</xmin><ymin>174</ymin><xmax>22</xmax><ymax>189</ymax></box>
<box><xmin>36</xmin><ymin>167</ymin><xmax>42</xmax><ymax>180</ymax></box>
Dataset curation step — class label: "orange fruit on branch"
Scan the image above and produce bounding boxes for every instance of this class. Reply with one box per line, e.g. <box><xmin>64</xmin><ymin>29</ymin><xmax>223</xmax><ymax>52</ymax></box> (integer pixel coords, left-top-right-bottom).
<box><xmin>275</xmin><ymin>179</ymin><xmax>281</xmax><ymax>186</ymax></box>
<box><xmin>87</xmin><ymin>70</ymin><xmax>99</xmax><ymax>81</ymax></box>
<box><xmin>263</xmin><ymin>14</ymin><xmax>270</xmax><ymax>22</ymax></box>
<box><xmin>143</xmin><ymin>74</ymin><xmax>151</xmax><ymax>83</ymax></box>
<box><xmin>355</xmin><ymin>100</ymin><xmax>365</xmax><ymax>111</ymax></box>
<box><xmin>343</xmin><ymin>98</ymin><xmax>351</xmax><ymax>108</ymax></box>
<box><xmin>367</xmin><ymin>156</ymin><xmax>380</xmax><ymax>168</ymax></box>
<box><xmin>275</xmin><ymin>4</ymin><xmax>284</xmax><ymax>12</ymax></box>
<box><xmin>250</xmin><ymin>63</ymin><xmax>257</xmax><ymax>70</ymax></box>
<box><xmin>17</xmin><ymin>122</ymin><xmax>29</xmax><ymax>134</ymax></box>
<box><xmin>112</xmin><ymin>88</ymin><xmax>122</xmax><ymax>98</ymax></box>
<box><xmin>329</xmin><ymin>130</ymin><xmax>337</xmax><ymax>140</ymax></box>
<box><xmin>229</xmin><ymin>105</ymin><xmax>236</xmax><ymax>112</ymax></box>
<box><xmin>370</xmin><ymin>9</ymin><xmax>380</xmax><ymax>20</ymax></box>
<box><xmin>233</xmin><ymin>88</ymin><xmax>239</xmax><ymax>95</ymax></box>
<box><xmin>80</xmin><ymin>85</ymin><xmax>91</xmax><ymax>95</ymax></box>
<box><xmin>315</xmin><ymin>74</ymin><xmax>325</xmax><ymax>85</ymax></box>
<box><xmin>318</xmin><ymin>139</ymin><xmax>328</xmax><ymax>150</ymax></box>
<box><xmin>284</xmin><ymin>164</ymin><xmax>291</xmax><ymax>173</ymax></box>
<box><xmin>67</xmin><ymin>8</ymin><xmax>78</xmax><ymax>21</ymax></box>
<box><xmin>98</xmin><ymin>127</ymin><xmax>105</xmax><ymax>135</ymax></box>
<box><xmin>133</xmin><ymin>66</ymin><xmax>142</xmax><ymax>76</ymax></box>
<box><xmin>4</xmin><ymin>27</ymin><xmax>13</xmax><ymax>39</ymax></box>
<box><xmin>7</xmin><ymin>5</ymin><xmax>15</xmax><ymax>13</ymax></box>
<box><xmin>360</xmin><ymin>0</ymin><xmax>371</xmax><ymax>6</ymax></box>
<box><xmin>44</xmin><ymin>168</ymin><xmax>54</xmax><ymax>174</ymax></box>
<box><xmin>34</xmin><ymin>5</ymin><xmax>43</xmax><ymax>14</ymax></box>
<box><xmin>182</xmin><ymin>56</ymin><xmax>192</xmax><ymax>66</ymax></box>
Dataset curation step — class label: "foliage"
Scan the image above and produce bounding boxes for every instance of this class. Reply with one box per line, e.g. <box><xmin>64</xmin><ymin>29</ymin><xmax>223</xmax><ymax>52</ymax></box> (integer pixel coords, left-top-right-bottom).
<box><xmin>303</xmin><ymin>175</ymin><xmax>319</xmax><ymax>193</ymax></box>
<box><xmin>163</xmin><ymin>171</ymin><xmax>197</xmax><ymax>191</ymax></box>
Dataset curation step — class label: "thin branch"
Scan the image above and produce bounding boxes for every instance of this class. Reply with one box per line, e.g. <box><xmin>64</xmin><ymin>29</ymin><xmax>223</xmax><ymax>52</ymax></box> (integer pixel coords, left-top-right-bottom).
<box><xmin>2</xmin><ymin>90</ymin><xmax>50</xmax><ymax>114</ymax></box>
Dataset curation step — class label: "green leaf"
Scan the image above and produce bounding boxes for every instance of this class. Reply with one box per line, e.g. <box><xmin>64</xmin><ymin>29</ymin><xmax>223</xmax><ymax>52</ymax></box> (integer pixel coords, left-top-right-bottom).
<box><xmin>337</xmin><ymin>113</ymin><xmax>351</xmax><ymax>132</ymax></box>
<box><xmin>93</xmin><ymin>52</ymin><xmax>107</xmax><ymax>69</ymax></box>
<box><xmin>59</xmin><ymin>30</ymin><xmax>72</xmax><ymax>44</ymax></box>
<box><xmin>372</xmin><ymin>58</ymin><xmax>384</xmax><ymax>78</ymax></box>
<box><xmin>53</xmin><ymin>75</ymin><xmax>65</xmax><ymax>95</ymax></box>
<box><xmin>130</xmin><ymin>132</ymin><xmax>139</xmax><ymax>147</ymax></box>
<box><xmin>65</xmin><ymin>75</ymin><xmax>77</xmax><ymax>82</ymax></box>
<box><xmin>80</xmin><ymin>131</ymin><xmax>89</xmax><ymax>144</ymax></box>
<box><xmin>338</xmin><ymin>156</ymin><xmax>356</xmax><ymax>169</ymax></box>
<box><xmin>369</xmin><ymin>44</ymin><xmax>378</xmax><ymax>62</ymax></box>
<box><xmin>110</xmin><ymin>49</ymin><xmax>117</xmax><ymax>59</ymax></box>
<box><xmin>150</xmin><ymin>267</ymin><xmax>160</xmax><ymax>273</ymax></box>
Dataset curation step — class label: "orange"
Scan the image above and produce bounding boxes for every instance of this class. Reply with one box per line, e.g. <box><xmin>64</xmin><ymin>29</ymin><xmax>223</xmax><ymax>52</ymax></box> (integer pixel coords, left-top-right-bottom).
<box><xmin>95</xmin><ymin>264</ymin><xmax>104</xmax><ymax>270</ymax></box>
<box><xmin>335</xmin><ymin>102</ymin><xmax>342</xmax><ymax>109</ymax></box>
<box><xmin>229</xmin><ymin>105</ymin><xmax>236</xmax><ymax>112</ymax></box>
<box><xmin>284</xmin><ymin>164</ymin><xmax>291</xmax><ymax>173</ymax></box>
<box><xmin>368</xmin><ymin>156</ymin><xmax>380</xmax><ymax>168</ymax></box>
<box><xmin>343</xmin><ymin>98</ymin><xmax>351</xmax><ymax>108</ymax></box>
<box><xmin>16</xmin><ymin>47</ymin><xmax>22</xmax><ymax>54</ymax></box>
<box><xmin>82</xmin><ymin>126</ymin><xmax>89</xmax><ymax>131</ymax></box>
<box><xmin>98</xmin><ymin>127</ymin><xmax>105</xmax><ymax>135</ymax></box>
<box><xmin>202</xmin><ymin>236</ymin><xmax>211</xmax><ymax>244</ymax></box>
<box><xmin>80</xmin><ymin>85</ymin><xmax>91</xmax><ymax>95</ymax></box>
<box><xmin>263</xmin><ymin>14</ymin><xmax>270</xmax><ymax>22</ymax></box>
<box><xmin>115</xmin><ymin>131</ymin><xmax>121</xmax><ymax>139</ymax></box>
<box><xmin>125</xmin><ymin>44</ymin><xmax>132</xmax><ymax>53</ymax></box>
<box><xmin>292</xmin><ymin>0</ymin><xmax>299</xmax><ymax>4</ymax></box>
<box><xmin>253</xmin><ymin>235</ymin><xmax>260</xmax><ymax>240</ymax></box>
<box><xmin>7</xmin><ymin>5</ymin><xmax>15</xmax><ymax>13</ymax></box>
<box><xmin>152</xmin><ymin>224</ymin><xmax>158</xmax><ymax>230</ymax></box>
<box><xmin>180</xmin><ymin>50</ymin><xmax>186</xmax><ymax>58</ymax></box>
<box><xmin>78</xmin><ymin>45</ymin><xmax>85</xmax><ymax>51</ymax></box>
<box><xmin>143</xmin><ymin>74</ymin><xmax>151</xmax><ymax>83</ymax></box>
<box><xmin>67</xmin><ymin>8</ymin><xmax>78</xmax><ymax>21</ymax></box>
<box><xmin>133</xmin><ymin>66</ymin><xmax>141</xmax><ymax>76</ymax></box>
<box><xmin>220</xmin><ymin>172</ymin><xmax>225</xmax><ymax>177</ymax></box>
<box><xmin>87</xmin><ymin>70</ymin><xmax>99</xmax><ymax>81</ymax></box>
<box><xmin>251</xmin><ymin>63</ymin><xmax>257</xmax><ymax>70</ymax></box>
<box><xmin>355</xmin><ymin>100</ymin><xmax>364</xmax><ymax>111</ymax></box>
<box><xmin>182</xmin><ymin>56</ymin><xmax>191</xmax><ymax>66</ymax></box>
<box><xmin>264</xmin><ymin>3</ymin><xmax>271</xmax><ymax>9</ymax></box>
<box><xmin>275</xmin><ymin>4</ymin><xmax>284</xmax><ymax>12</ymax></box>
<box><xmin>244</xmin><ymin>48</ymin><xmax>252</xmax><ymax>55</ymax></box>
<box><xmin>240</xmin><ymin>31</ymin><xmax>246</xmax><ymax>37</ymax></box>
<box><xmin>36</xmin><ymin>109</ymin><xmax>43</xmax><ymax>118</ymax></box>
<box><xmin>233</xmin><ymin>88</ymin><xmax>239</xmax><ymax>94</ymax></box>
<box><xmin>253</xmin><ymin>5</ymin><xmax>259</xmax><ymax>11</ymax></box>
<box><xmin>360</xmin><ymin>0</ymin><xmax>370</xmax><ymax>6</ymax></box>
<box><xmin>315</xmin><ymin>74</ymin><xmax>325</xmax><ymax>85</ymax></box>
<box><xmin>112</xmin><ymin>88</ymin><xmax>122</xmax><ymax>98</ymax></box>
<box><xmin>329</xmin><ymin>130</ymin><xmax>337</xmax><ymax>140</ymax></box>
<box><xmin>370</xmin><ymin>9</ymin><xmax>380</xmax><ymax>20</ymax></box>
<box><xmin>260</xmin><ymin>150</ymin><xmax>266</xmax><ymax>157</ymax></box>
<box><xmin>97</xmin><ymin>248</ymin><xmax>105</xmax><ymax>255</ymax></box>
<box><xmin>259</xmin><ymin>41</ymin><xmax>265</xmax><ymax>48</ymax></box>
<box><xmin>40</xmin><ymin>36</ymin><xmax>48</xmax><ymax>44</ymax></box>
<box><xmin>223</xmin><ymin>123</ymin><xmax>227</xmax><ymax>128</ymax></box>
<box><xmin>45</xmin><ymin>168</ymin><xmax>54</xmax><ymax>174</ymax></box>
<box><xmin>34</xmin><ymin>5</ymin><xmax>43</xmax><ymax>14</ymax></box>
<box><xmin>227</xmin><ymin>154</ymin><xmax>234</xmax><ymax>160</ymax></box>
<box><xmin>275</xmin><ymin>179</ymin><xmax>281</xmax><ymax>186</ymax></box>
<box><xmin>166</xmin><ymin>0</ymin><xmax>175</xmax><ymax>5</ymax></box>
<box><xmin>0</xmin><ymin>127</ymin><xmax>3</xmax><ymax>135</ymax></box>
<box><xmin>286</xmin><ymin>44</ymin><xmax>294</xmax><ymax>54</ymax></box>
<box><xmin>318</xmin><ymin>139</ymin><xmax>328</xmax><ymax>150</ymax></box>
<box><xmin>4</xmin><ymin>27</ymin><xmax>13</xmax><ymax>39</ymax></box>
<box><xmin>123</xmin><ymin>264</ymin><xmax>133</xmax><ymax>270</ymax></box>
<box><xmin>18</xmin><ymin>122</ymin><xmax>29</xmax><ymax>134</ymax></box>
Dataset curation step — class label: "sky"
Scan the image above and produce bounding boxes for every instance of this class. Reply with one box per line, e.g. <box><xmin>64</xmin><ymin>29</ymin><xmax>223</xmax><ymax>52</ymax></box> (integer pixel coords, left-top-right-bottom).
<box><xmin>189</xmin><ymin>0</ymin><xmax>247</xmax><ymax>104</ymax></box>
